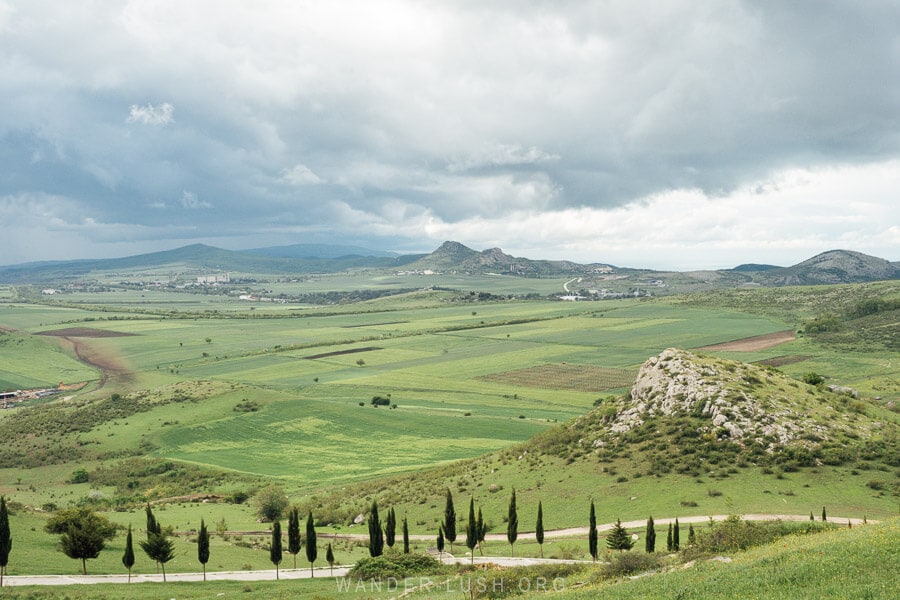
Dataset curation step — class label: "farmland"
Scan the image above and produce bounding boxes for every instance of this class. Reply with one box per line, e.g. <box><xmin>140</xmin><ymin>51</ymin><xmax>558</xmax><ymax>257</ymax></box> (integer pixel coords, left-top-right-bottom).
<box><xmin>1</xmin><ymin>292</ymin><xmax>806</xmax><ymax>485</ymax></box>
<box><xmin>0</xmin><ymin>277</ymin><xmax>897</xmax><ymax>580</ymax></box>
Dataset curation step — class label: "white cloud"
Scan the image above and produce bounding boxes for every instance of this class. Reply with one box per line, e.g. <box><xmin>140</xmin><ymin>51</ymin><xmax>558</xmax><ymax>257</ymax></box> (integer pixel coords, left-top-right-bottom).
<box><xmin>180</xmin><ymin>190</ymin><xmax>211</xmax><ymax>209</ymax></box>
<box><xmin>127</xmin><ymin>102</ymin><xmax>174</xmax><ymax>125</ymax></box>
<box><xmin>282</xmin><ymin>164</ymin><xmax>323</xmax><ymax>186</ymax></box>
<box><xmin>448</xmin><ymin>143</ymin><xmax>560</xmax><ymax>172</ymax></box>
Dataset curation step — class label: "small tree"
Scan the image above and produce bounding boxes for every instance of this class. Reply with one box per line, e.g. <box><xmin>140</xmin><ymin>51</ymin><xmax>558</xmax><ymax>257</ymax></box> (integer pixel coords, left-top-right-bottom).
<box><xmin>255</xmin><ymin>485</ymin><xmax>289</xmax><ymax>522</ymax></box>
<box><xmin>666</xmin><ymin>523</ymin><xmax>673</xmax><ymax>552</ymax></box>
<box><xmin>140</xmin><ymin>531</ymin><xmax>175</xmax><ymax>582</ymax></box>
<box><xmin>122</xmin><ymin>524</ymin><xmax>134</xmax><ymax>583</ymax></box>
<box><xmin>645</xmin><ymin>516</ymin><xmax>656</xmax><ymax>553</ymax></box>
<box><xmin>326</xmin><ymin>542</ymin><xmax>335</xmax><ymax>575</ymax></box>
<box><xmin>535</xmin><ymin>501</ymin><xmax>545</xmax><ymax>558</ymax></box>
<box><xmin>822</xmin><ymin>506</ymin><xmax>827</xmax><ymax>522</ymax></box>
<box><xmin>507</xmin><ymin>489</ymin><xmax>518</xmax><ymax>557</ymax></box>
<box><xmin>465</xmin><ymin>497</ymin><xmax>477</xmax><ymax>564</ymax></box>
<box><xmin>444</xmin><ymin>489</ymin><xmax>457</xmax><ymax>553</ymax></box>
<box><xmin>588</xmin><ymin>500</ymin><xmax>598</xmax><ymax>562</ymax></box>
<box><xmin>687</xmin><ymin>524</ymin><xmax>696</xmax><ymax>547</ymax></box>
<box><xmin>385</xmin><ymin>507</ymin><xmax>396</xmax><ymax>549</ymax></box>
<box><xmin>436</xmin><ymin>525</ymin><xmax>445</xmax><ymax>559</ymax></box>
<box><xmin>305</xmin><ymin>512</ymin><xmax>317</xmax><ymax>577</ymax></box>
<box><xmin>476</xmin><ymin>507</ymin><xmax>486</xmax><ymax>556</ymax></box>
<box><xmin>198</xmin><ymin>519</ymin><xmax>210</xmax><ymax>581</ymax></box>
<box><xmin>145</xmin><ymin>504</ymin><xmax>161</xmax><ymax>573</ymax></box>
<box><xmin>287</xmin><ymin>508</ymin><xmax>301</xmax><ymax>569</ymax></box>
<box><xmin>367</xmin><ymin>501</ymin><xmax>384</xmax><ymax>557</ymax></box>
<box><xmin>402</xmin><ymin>517</ymin><xmax>410</xmax><ymax>554</ymax></box>
<box><xmin>673</xmin><ymin>518</ymin><xmax>680</xmax><ymax>551</ymax></box>
<box><xmin>607</xmin><ymin>518</ymin><xmax>633</xmax><ymax>550</ymax></box>
<box><xmin>810</xmin><ymin>511</ymin><xmax>815</xmax><ymax>521</ymax></box>
<box><xmin>0</xmin><ymin>496</ymin><xmax>11</xmax><ymax>587</ymax></box>
<box><xmin>46</xmin><ymin>508</ymin><xmax>117</xmax><ymax>575</ymax></box>
<box><xmin>270</xmin><ymin>520</ymin><xmax>283</xmax><ymax>580</ymax></box>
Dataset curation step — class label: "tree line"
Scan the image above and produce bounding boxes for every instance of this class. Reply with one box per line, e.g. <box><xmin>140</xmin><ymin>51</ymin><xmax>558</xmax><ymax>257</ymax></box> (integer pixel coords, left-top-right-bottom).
<box><xmin>0</xmin><ymin>494</ymin><xmax>838</xmax><ymax>584</ymax></box>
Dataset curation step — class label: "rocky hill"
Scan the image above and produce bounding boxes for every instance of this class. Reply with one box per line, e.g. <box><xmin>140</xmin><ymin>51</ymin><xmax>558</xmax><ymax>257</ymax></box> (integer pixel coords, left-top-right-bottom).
<box><xmin>407</xmin><ymin>240</ymin><xmax>604</xmax><ymax>276</ymax></box>
<box><xmin>547</xmin><ymin>349</ymin><xmax>895</xmax><ymax>471</ymax></box>
<box><xmin>760</xmin><ymin>249</ymin><xmax>900</xmax><ymax>285</ymax></box>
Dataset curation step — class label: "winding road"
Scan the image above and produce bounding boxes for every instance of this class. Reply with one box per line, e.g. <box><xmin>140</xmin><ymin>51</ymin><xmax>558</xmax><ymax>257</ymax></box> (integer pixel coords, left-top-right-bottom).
<box><xmin>2</xmin><ymin>514</ymin><xmax>873</xmax><ymax>587</ymax></box>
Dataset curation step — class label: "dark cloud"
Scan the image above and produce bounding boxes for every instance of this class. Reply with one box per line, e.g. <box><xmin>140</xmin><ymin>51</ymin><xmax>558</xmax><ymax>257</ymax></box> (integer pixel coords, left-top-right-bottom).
<box><xmin>0</xmin><ymin>0</ymin><xmax>897</xmax><ymax>266</ymax></box>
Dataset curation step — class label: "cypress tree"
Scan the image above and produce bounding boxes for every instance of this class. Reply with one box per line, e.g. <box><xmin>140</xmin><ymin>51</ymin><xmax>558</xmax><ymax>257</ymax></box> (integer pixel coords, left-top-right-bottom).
<box><xmin>385</xmin><ymin>507</ymin><xmax>396</xmax><ymax>548</ymax></box>
<box><xmin>437</xmin><ymin>525</ymin><xmax>445</xmax><ymax>559</ymax></box>
<box><xmin>607</xmin><ymin>518</ymin><xmax>633</xmax><ymax>550</ymax></box>
<box><xmin>822</xmin><ymin>506</ymin><xmax>827</xmax><ymax>522</ymax></box>
<box><xmin>476</xmin><ymin>508</ymin><xmax>486</xmax><ymax>556</ymax></box>
<box><xmin>145</xmin><ymin>504</ymin><xmax>159</xmax><ymax>536</ymax></box>
<box><xmin>673</xmin><ymin>518</ymin><xmax>680</xmax><ymax>551</ymax></box>
<box><xmin>326</xmin><ymin>542</ymin><xmax>335</xmax><ymax>575</ymax></box>
<box><xmin>810</xmin><ymin>511</ymin><xmax>815</xmax><ymax>521</ymax></box>
<box><xmin>444</xmin><ymin>489</ymin><xmax>457</xmax><ymax>553</ymax></box>
<box><xmin>535</xmin><ymin>501</ymin><xmax>544</xmax><ymax>558</ymax></box>
<box><xmin>270</xmin><ymin>520</ymin><xmax>283</xmax><ymax>580</ymax></box>
<box><xmin>588</xmin><ymin>500</ymin><xmax>598</xmax><ymax>561</ymax></box>
<box><xmin>305</xmin><ymin>512</ymin><xmax>317</xmax><ymax>577</ymax></box>
<box><xmin>465</xmin><ymin>497</ymin><xmax>477</xmax><ymax>564</ymax></box>
<box><xmin>0</xmin><ymin>496</ymin><xmax>11</xmax><ymax>588</ymax></box>
<box><xmin>145</xmin><ymin>504</ymin><xmax>160</xmax><ymax>573</ymax></box>
<box><xmin>687</xmin><ymin>524</ymin><xmax>696</xmax><ymax>547</ymax></box>
<box><xmin>645</xmin><ymin>516</ymin><xmax>655</xmax><ymax>553</ymax></box>
<box><xmin>666</xmin><ymin>522</ymin><xmax>673</xmax><ymax>552</ymax></box>
<box><xmin>367</xmin><ymin>501</ymin><xmax>384</xmax><ymax>557</ymax></box>
<box><xmin>402</xmin><ymin>517</ymin><xmax>410</xmax><ymax>554</ymax></box>
<box><xmin>507</xmin><ymin>489</ymin><xmax>518</xmax><ymax>557</ymax></box>
<box><xmin>287</xmin><ymin>507</ymin><xmax>301</xmax><ymax>569</ymax></box>
<box><xmin>197</xmin><ymin>519</ymin><xmax>210</xmax><ymax>581</ymax></box>
<box><xmin>122</xmin><ymin>524</ymin><xmax>134</xmax><ymax>583</ymax></box>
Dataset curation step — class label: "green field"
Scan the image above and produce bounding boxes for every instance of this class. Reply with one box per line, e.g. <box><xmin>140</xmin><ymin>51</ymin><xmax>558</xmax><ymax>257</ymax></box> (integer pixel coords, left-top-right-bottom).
<box><xmin>0</xmin><ymin>279</ymin><xmax>897</xmax><ymax>583</ymax></box>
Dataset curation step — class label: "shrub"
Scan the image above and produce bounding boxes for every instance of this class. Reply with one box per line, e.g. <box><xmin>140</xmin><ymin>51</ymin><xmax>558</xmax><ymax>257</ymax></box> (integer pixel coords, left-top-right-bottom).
<box><xmin>253</xmin><ymin>485</ymin><xmax>289</xmax><ymax>522</ymax></box>
<box><xmin>802</xmin><ymin>372</ymin><xmax>825</xmax><ymax>386</ymax></box>
<box><xmin>598</xmin><ymin>552</ymin><xmax>663</xmax><ymax>579</ymax></box>
<box><xmin>349</xmin><ymin>552</ymin><xmax>443</xmax><ymax>580</ymax></box>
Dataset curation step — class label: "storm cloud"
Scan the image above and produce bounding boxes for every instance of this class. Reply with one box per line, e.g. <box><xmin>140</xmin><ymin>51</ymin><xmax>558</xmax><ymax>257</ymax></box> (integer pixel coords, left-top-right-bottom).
<box><xmin>1</xmin><ymin>0</ymin><xmax>897</xmax><ymax>268</ymax></box>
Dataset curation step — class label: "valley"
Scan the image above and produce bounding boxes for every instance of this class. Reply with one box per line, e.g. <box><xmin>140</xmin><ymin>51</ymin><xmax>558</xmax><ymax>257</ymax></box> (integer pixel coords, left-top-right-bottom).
<box><xmin>0</xmin><ymin>252</ymin><xmax>897</xmax><ymax>597</ymax></box>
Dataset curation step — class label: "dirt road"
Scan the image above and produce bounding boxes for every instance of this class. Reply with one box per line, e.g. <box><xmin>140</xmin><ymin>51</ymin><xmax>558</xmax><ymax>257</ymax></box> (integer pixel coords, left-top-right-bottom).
<box><xmin>3</xmin><ymin>514</ymin><xmax>872</xmax><ymax>587</ymax></box>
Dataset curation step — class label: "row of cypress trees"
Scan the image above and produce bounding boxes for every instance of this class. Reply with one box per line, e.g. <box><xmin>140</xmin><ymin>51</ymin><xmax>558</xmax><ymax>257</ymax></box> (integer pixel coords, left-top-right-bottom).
<box><xmin>363</xmin><ymin>490</ymin><xmax>648</xmax><ymax>564</ymax></box>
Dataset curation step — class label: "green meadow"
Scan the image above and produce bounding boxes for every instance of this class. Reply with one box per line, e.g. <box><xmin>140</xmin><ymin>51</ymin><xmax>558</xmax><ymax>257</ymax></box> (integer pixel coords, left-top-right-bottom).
<box><xmin>0</xmin><ymin>280</ymin><xmax>897</xmax><ymax>581</ymax></box>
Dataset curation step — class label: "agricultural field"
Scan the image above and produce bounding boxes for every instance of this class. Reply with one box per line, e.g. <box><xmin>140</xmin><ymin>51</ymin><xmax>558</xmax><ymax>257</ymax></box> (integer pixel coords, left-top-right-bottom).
<box><xmin>0</xmin><ymin>279</ymin><xmax>897</xmax><ymax>582</ymax></box>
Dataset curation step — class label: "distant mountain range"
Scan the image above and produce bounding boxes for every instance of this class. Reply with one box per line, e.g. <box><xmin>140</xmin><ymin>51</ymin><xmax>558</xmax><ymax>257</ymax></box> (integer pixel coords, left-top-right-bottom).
<box><xmin>0</xmin><ymin>241</ymin><xmax>896</xmax><ymax>288</ymax></box>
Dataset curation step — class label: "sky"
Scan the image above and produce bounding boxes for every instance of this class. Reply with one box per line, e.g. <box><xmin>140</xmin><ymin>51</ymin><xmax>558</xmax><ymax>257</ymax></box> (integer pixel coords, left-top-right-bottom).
<box><xmin>1</xmin><ymin>0</ymin><xmax>898</xmax><ymax>270</ymax></box>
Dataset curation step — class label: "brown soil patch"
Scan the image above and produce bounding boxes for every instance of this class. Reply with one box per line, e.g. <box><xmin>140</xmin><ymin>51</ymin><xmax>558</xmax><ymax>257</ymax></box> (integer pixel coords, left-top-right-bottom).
<box><xmin>0</xmin><ymin>324</ymin><xmax>18</xmax><ymax>333</ymax></box>
<box><xmin>695</xmin><ymin>330</ymin><xmax>796</xmax><ymax>352</ymax></box>
<box><xmin>304</xmin><ymin>346</ymin><xmax>383</xmax><ymax>360</ymax></box>
<box><xmin>480</xmin><ymin>363</ymin><xmax>636</xmax><ymax>393</ymax></box>
<box><xmin>342</xmin><ymin>321</ymin><xmax>408</xmax><ymax>328</ymax></box>
<box><xmin>53</xmin><ymin>335</ymin><xmax>136</xmax><ymax>389</ymax></box>
<box><xmin>754</xmin><ymin>355</ymin><xmax>812</xmax><ymax>367</ymax></box>
<box><xmin>35</xmin><ymin>327</ymin><xmax>138</xmax><ymax>338</ymax></box>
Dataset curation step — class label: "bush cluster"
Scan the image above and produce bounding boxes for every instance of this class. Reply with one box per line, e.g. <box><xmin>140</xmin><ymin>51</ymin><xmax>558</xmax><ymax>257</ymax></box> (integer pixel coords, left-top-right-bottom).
<box><xmin>349</xmin><ymin>552</ymin><xmax>443</xmax><ymax>580</ymax></box>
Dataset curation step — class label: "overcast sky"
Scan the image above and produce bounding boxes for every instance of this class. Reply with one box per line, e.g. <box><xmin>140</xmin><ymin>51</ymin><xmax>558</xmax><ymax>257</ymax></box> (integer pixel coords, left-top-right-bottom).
<box><xmin>1</xmin><ymin>0</ymin><xmax>898</xmax><ymax>270</ymax></box>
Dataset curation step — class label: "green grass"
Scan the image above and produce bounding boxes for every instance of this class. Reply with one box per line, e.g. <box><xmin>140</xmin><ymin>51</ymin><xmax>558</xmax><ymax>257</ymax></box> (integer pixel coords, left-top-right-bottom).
<box><xmin>1</xmin><ymin>281</ymin><xmax>898</xmax><ymax>584</ymax></box>
<box><xmin>542</xmin><ymin>518</ymin><xmax>900</xmax><ymax>599</ymax></box>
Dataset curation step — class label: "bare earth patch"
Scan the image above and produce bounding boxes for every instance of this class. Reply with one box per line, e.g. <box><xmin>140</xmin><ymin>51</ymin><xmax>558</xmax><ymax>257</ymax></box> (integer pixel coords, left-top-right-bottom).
<box><xmin>695</xmin><ymin>329</ymin><xmax>796</xmax><ymax>352</ymax></box>
<box><xmin>754</xmin><ymin>355</ymin><xmax>812</xmax><ymax>367</ymax></box>
<box><xmin>479</xmin><ymin>363</ymin><xmax>636</xmax><ymax>393</ymax></box>
<box><xmin>303</xmin><ymin>346</ymin><xmax>383</xmax><ymax>360</ymax></box>
<box><xmin>34</xmin><ymin>327</ymin><xmax>138</xmax><ymax>338</ymax></box>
